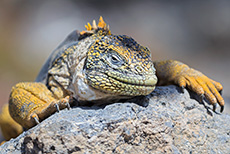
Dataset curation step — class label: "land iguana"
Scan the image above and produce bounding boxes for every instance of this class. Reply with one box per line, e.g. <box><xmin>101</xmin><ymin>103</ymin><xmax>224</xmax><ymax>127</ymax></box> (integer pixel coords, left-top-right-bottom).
<box><xmin>0</xmin><ymin>17</ymin><xmax>225</xmax><ymax>142</ymax></box>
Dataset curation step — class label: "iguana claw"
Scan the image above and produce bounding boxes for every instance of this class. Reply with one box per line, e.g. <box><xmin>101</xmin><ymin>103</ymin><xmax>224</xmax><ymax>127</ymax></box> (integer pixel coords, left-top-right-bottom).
<box><xmin>181</xmin><ymin>86</ymin><xmax>185</xmax><ymax>93</ymax></box>
<box><xmin>55</xmin><ymin>104</ymin><xmax>60</xmax><ymax>112</ymax></box>
<box><xmin>34</xmin><ymin>116</ymin><xmax>40</xmax><ymax>124</ymax></box>
<box><xmin>31</xmin><ymin>114</ymin><xmax>40</xmax><ymax>124</ymax></box>
<box><xmin>213</xmin><ymin>103</ymin><xmax>217</xmax><ymax>112</ymax></box>
<box><xmin>66</xmin><ymin>102</ymin><xmax>71</xmax><ymax>110</ymax></box>
<box><xmin>219</xmin><ymin>90</ymin><xmax>223</xmax><ymax>95</ymax></box>
<box><xmin>199</xmin><ymin>94</ymin><xmax>205</xmax><ymax>104</ymax></box>
<box><xmin>220</xmin><ymin>106</ymin><xmax>224</xmax><ymax>113</ymax></box>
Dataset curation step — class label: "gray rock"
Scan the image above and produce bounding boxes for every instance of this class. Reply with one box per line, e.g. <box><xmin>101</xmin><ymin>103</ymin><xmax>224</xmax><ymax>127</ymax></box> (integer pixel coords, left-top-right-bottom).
<box><xmin>0</xmin><ymin>85</ymin><xmax>230</xmax><ymax>154</ymax></box>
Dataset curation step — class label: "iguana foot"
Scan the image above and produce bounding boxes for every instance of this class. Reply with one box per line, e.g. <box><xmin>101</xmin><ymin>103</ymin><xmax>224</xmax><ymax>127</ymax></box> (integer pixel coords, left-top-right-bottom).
<box><xmin>30</xmin><ymin>96</ymin><xmax>72</xmax><ymax>124</ymax></box>
<box><xmin>176</xmin><ymin>68</ymin><xmax>224</xmax><ymax>112</ymax></box>
<box><xmin>154</xmin><ymin>60</ymin><xmax>224</xmax><ymax>112</ymax></box>
<box><xmin>9</xmin><ymin>82</ymin><xmax>72</xmax><ymax>129</ymax></box>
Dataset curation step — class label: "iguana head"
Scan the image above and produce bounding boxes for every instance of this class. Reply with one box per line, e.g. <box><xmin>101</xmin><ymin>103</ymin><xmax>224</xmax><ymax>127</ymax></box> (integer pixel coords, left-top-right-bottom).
<box><xmin>82</xmin><ymin>17</ymin><xmax>157</xmax><ymax>96</ymax></box>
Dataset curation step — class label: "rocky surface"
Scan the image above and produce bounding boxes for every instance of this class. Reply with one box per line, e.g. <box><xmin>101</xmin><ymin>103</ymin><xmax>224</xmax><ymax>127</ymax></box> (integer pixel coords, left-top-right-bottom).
<box><xmin>0</xmin><ymin>85</ymin><xmax>229</xmax><ymax>154</ymax></box>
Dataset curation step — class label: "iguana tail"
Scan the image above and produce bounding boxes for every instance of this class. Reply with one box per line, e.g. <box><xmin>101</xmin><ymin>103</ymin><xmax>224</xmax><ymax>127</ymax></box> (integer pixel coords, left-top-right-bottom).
<box><xmin>0</xmin><ymin>104</ymin><xmax>23</xmax><ymax>144</ymax></box>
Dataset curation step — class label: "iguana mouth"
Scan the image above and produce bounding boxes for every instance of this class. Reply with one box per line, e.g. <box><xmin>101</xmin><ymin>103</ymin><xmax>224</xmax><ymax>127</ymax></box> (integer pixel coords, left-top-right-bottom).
<box><xmin>106</xmin><ymin>73</ymin><xmax>157</xmax><ymax>96</ymax></box>
<box><xmin>106</xmin><ymin>71</ymin><xmax>157</xmax><ymax>87</ymax></box>
<box><xmin>86</xmin><ymin>69</ymin><xmax>157</xmax><ymax>96</ymax></box>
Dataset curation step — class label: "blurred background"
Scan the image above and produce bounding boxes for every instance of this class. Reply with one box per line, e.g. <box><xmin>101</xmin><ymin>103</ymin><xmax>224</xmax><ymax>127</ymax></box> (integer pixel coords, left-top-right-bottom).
<box><xmin>0</xmin><ymin>0</ymin><xmax>230</xmax><ymax>140</ymax></box>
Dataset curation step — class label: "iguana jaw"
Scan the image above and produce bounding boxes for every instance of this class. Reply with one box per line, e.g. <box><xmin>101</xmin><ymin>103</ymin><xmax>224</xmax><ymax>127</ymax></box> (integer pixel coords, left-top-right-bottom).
<box><xmin>86</xmin><ymin>70</ymin><xmax>157</xmax><ymax>96</ymax></box>
<box><xmin>106</xmin><ymin>71</ymin><xmax>157</xmax><ymax>87</ymax></box>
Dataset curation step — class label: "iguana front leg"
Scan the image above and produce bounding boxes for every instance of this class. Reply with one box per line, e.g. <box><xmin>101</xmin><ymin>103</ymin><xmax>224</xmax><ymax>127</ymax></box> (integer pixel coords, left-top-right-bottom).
<box><xmin>9</xmin><ymin>82</ymin><xmax>72</xmax><ymax>129</ymax></box>
<box><xmin>154</xmin><ymin>60</ymin><xmax>224</xmax><ymax>112</ymax></box>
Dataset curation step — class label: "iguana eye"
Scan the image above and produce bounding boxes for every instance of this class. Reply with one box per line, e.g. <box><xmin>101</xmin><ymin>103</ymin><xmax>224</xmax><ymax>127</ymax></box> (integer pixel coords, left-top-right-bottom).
<box><xmin>108</xmin><ymin>53</ymin><xmax>123</xmax><ymax>66</ymax></box>
<box><xmin>111</xmin><ymin>55</ymin><xmax>119</xmax><ymax>63</ymax></box>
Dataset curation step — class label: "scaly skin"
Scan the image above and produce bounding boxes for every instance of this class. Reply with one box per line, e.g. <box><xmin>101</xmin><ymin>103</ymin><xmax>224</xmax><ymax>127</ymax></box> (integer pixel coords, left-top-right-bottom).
<box><xmin>0</xmin><ymin>17</ymin><xmax>224</xmax><ymax>142</ymax></box>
